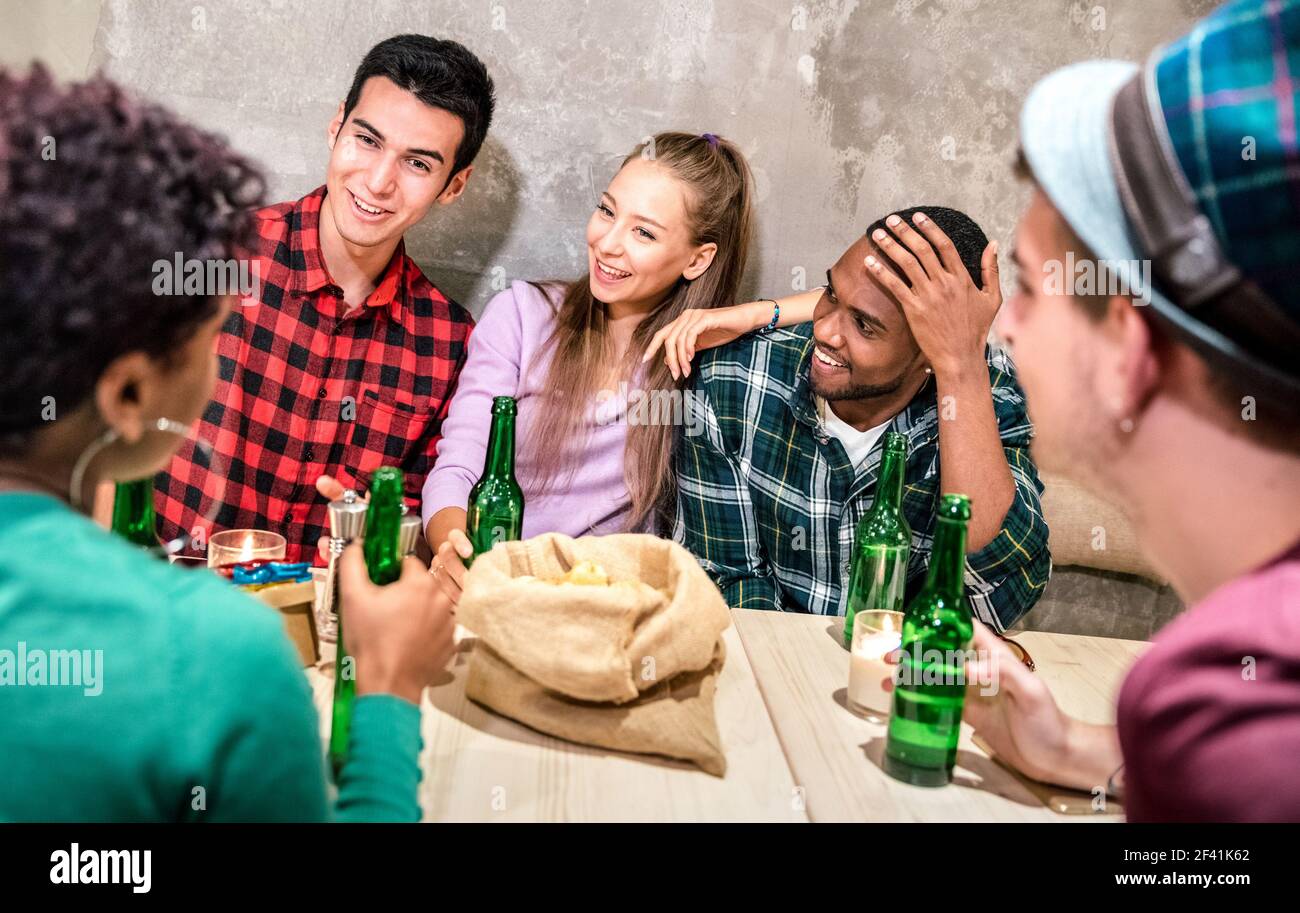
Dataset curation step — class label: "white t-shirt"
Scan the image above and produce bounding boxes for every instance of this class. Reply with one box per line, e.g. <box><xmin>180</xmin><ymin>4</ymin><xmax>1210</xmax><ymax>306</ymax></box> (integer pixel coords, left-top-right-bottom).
<box><xmin>817</xmin><ymin>397</ymin><xmax>891</xmax><ymax>468</ymax></box>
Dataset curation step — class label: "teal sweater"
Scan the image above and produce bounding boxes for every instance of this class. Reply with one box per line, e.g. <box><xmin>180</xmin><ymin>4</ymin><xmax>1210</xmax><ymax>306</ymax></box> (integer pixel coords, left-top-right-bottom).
<box><xmin>0</xmin><ymin>492</ymin><xmax>422</xmax><ymax>822</ymax></box>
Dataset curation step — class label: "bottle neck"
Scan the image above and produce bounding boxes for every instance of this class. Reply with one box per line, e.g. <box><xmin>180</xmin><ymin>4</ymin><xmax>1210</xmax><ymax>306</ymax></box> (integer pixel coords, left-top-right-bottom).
<box><xmin>871</xmin><ymin>446</ymin><xmax>905</xmax><ymax>517</ymax></box>
<box><xmin>925</xmin><ymin>515</ymin><xmax>968</xmax><ymax>597</ymax></box>
<box><xmin>363</xmin><ymin>498</ymin><xmax>404</xmax><ymax>583</ymax></box>
<box><xmin>482</xmin><ymin>412</ymin><xmax>516</xmax><ymax>479</ymax></box>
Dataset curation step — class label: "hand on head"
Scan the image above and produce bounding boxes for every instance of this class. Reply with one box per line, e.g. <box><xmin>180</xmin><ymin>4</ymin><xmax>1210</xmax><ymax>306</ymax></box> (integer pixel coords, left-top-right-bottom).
<box><xmin>864</xmin><ymin>210</ymin><xmax>1001</xmax><ymax>380</ymax></box>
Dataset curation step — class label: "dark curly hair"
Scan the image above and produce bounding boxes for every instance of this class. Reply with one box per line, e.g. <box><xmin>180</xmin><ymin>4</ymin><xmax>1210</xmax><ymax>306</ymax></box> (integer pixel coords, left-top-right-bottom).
<box><xmin>0</xmin><ymin>64</ymin><xmax>265</xmax><ymax>454</ymax></box>
<box><xmin>865</xmin><ymin>205</ymin><xmax>989</xmax><ymax>289</ymax></box>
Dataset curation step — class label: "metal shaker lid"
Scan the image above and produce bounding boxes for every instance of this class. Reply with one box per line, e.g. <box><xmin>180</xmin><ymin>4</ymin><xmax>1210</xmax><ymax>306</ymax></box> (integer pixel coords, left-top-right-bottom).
<box><xmin>328</xmin><ymin>489</ymin><xmax>368</xmax><ymax>539</ymax></box>
<box><xmin>398</xmin><ymin>512</ymin><xmax>423</xmax><ymax>556</ymax></box>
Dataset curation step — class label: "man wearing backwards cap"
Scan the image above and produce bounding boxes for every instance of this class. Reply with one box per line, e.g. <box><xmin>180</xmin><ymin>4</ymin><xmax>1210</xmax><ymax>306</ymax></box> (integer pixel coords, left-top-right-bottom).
<box><xmin>962</xmin><ymin>0</ymin><xmax>1300</xmax><ymax>821</ymax></box>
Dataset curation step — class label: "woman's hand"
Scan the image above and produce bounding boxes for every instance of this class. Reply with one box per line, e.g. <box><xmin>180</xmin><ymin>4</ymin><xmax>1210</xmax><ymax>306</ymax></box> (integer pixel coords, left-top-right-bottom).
<box><xmin>642</xmin><ymin>300</ymin><xmax>771</xmax><ymax>380</ymax></box>
<box><xmin>430</xmin><ymin>527</ymin><xmax>473</xmax><ymax>606</ymax></box>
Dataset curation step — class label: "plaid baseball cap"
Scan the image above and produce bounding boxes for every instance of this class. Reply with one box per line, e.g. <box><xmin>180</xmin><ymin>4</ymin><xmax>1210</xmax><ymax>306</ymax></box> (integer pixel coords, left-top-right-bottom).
<box><xmin>1020</xmin><ymin>0</ymin><xmax>1300</xmax><ymax>398</ymax></box>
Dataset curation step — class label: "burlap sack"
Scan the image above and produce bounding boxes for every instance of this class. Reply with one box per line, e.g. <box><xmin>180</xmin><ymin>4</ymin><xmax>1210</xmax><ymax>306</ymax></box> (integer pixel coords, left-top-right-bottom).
<box><xmin>467</xmin><ymin>639</ymin><xmax>728</xmax><ymax>776</ymax></box>
<box><xmin>458</xmin><ymin>533</ymin><xmax>730</xmax><ymax>703</ymax></box>
<box><xmin>458</xmin><ymin>533</ymin><xmax>732</xmax><ymax>776</ymax></box>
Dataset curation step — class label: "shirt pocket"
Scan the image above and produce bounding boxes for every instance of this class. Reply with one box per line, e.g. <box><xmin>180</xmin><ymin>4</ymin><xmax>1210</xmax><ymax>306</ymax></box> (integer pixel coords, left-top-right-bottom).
<box><xmin>342</xmin><ymin>389</ymin><xmax>436</xmax><ymax>500</ymax></box>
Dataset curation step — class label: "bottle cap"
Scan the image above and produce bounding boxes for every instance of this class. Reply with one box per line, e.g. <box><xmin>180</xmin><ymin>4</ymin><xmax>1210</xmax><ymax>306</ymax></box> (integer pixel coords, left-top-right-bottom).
<box><xmin>938</xmin><ymin>493</ymin><xmax>972</xmax><ymax>521</ymax></box>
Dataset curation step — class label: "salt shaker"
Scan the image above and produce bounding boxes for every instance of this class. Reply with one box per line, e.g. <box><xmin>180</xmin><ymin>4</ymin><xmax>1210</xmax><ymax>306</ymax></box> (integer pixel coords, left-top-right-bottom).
<box><xmin>320</xmin><ymin>489</ymin><xmax>368</xmax><ymax>643</ymax></box>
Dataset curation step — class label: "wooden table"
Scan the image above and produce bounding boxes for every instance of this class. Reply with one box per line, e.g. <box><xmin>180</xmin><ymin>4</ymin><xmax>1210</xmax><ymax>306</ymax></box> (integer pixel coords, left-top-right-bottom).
<box><xmin>309</xmin><ymin>570</ymin><xmax>1147</xmax><ymax>822</ymax></box>
<box><xmin>307</xmin><ymin>623</ymin><xmax>809</xmax><ymax>822</ymax></box>
<box><xmin>731</xmin><ymin>609</ymin><xmax>1149</xmax><ymax>822</ymax></box>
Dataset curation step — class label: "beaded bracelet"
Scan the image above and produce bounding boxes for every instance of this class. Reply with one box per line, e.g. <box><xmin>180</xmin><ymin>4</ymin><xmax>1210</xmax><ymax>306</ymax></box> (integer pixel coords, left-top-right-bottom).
<box><xmin>757</xmin><ymin>299</ymin><xmax>779</xmax><ymax>334</ymax></box>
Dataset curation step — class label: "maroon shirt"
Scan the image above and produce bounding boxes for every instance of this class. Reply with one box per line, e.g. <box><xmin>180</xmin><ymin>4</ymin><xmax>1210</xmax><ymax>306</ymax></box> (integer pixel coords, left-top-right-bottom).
<box><xmin>1117</xmin><ymin>538</ymin><xmax>1300</xmax><ymax>822</ymax></box>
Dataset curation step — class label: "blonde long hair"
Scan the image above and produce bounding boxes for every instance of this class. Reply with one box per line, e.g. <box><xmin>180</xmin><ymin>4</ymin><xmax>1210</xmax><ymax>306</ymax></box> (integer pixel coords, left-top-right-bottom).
<box><xmin>527</xmin><ymin>132</ymin><xmax>755</xmax><ymax>531</ymax></box>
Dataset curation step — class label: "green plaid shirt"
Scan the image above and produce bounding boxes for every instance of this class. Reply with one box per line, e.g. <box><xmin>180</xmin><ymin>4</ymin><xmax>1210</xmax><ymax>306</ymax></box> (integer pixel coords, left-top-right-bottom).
<box><xmin>673</xmin><ymin>325</ymin><xmax>1050</xmax><ymax>632</ymax></box>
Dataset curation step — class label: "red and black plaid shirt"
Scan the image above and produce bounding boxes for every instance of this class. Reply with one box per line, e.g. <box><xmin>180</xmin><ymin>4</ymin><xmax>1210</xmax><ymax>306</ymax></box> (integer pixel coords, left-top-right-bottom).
<box><xmin>156</xmin><ymin>186</ymin><xmax>473</xmax><ymax>564</ymax></box>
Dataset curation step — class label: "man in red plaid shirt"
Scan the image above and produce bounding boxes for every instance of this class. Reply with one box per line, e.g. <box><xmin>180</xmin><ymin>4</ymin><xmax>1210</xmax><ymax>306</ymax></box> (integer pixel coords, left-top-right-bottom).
<box><xmin>156</xmin><ymin>35</ymin><xmax>494</xmax><ymax>564</ymax></box>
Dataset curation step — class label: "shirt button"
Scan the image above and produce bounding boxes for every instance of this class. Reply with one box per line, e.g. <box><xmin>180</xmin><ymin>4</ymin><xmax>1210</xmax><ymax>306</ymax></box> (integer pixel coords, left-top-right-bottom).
<box><xmin>317</xmin><ymin>387</ymin><xmax>328</xmax><ymax>399</ymax></box>
<box><xmin>304</xmin><ymin>448</ymin><xmax>315</xmax><ymax>462</ymax></box>
<box><xmin>283</xmin><ymin>511</ymin><xmax>294</xmax><ymax>526</ymax></box>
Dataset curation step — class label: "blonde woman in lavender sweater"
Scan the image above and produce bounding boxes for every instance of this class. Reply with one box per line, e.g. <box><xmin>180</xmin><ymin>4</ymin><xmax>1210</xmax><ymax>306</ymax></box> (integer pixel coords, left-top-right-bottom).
<box><xmin>420</xmin><ymin>131</ymin><xmax>762</xmax><ymax>599</ymax></box>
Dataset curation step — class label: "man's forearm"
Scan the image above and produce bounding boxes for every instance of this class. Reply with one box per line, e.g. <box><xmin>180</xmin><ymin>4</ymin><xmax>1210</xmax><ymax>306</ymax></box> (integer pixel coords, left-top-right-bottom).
<box><xmin>933</xmin><ymin>364</ymin><xmax>1016</xmax><ymax>551</ymax></box>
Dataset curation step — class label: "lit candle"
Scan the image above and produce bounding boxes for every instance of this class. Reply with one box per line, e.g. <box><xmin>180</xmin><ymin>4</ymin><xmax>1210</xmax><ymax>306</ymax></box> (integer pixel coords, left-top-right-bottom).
<box><xmin>208</xmin><ymin>529</ymin><xmax>287</xmax><ymax>569</ymax></box>
<box><xmin>847</xmin><ymin>614</ymin><xmax>902</xmax><ymax>717</ymax></box>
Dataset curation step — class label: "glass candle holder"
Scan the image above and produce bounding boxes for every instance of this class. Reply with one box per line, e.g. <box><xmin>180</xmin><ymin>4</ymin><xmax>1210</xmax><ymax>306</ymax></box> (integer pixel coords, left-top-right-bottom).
<box><xmin>847</xmin><ymin>609</ymin><xmax>904</xmax><ymax>718</ymax></box>
<box><xmin>207</xmin><ymin>529</ymin><xmax>287</xmax><ymax>569</ymax></box>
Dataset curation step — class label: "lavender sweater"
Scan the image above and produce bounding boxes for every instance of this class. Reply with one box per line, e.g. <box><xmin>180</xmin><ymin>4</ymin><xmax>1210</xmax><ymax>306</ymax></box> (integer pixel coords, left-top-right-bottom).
<box><xmin>421</xmin><ymin>280</ymin><xmax>642</xmax><ymax>537</ymax></box>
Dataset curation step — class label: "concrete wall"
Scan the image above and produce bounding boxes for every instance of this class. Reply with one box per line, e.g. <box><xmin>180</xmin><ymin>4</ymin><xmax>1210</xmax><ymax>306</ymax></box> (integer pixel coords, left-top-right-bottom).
<box><xmin>3</xmin><ymin>0</ymin><xmax>1220</xmax><ymax>314</ymax></box>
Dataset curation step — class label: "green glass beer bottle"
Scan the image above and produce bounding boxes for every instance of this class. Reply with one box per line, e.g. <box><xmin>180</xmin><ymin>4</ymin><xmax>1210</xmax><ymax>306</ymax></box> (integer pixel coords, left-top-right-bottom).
<box><xmin>884</xmin><ymin>493</ymin><xmax>974</xmax><ymax>787</ymax></box>
<box><xmin>110</xmin><ymin>477</ymin><xmax>160</xmax><ymax>551</ymax></box>
<box><xmin>843</xmin><ymin>431</ymin><xmax>911</xmax><ymax>647</ymax></box>
<box><xmin>465</xmin><ymin>396</ymin><xmax>524</xmax><ymax>565</ymax></box>
<box><xmin>329</xmin><ymin>466</ymin><xmax>405</xmax><ymax>776</ymax></box>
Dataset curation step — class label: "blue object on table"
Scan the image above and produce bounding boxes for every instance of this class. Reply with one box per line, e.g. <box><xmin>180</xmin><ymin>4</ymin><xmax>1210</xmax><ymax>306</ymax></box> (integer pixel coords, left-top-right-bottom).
<box><xmin>232</xmin><ymin>561</ymin><xmax>313</xmax><ymax>585</ymax></box>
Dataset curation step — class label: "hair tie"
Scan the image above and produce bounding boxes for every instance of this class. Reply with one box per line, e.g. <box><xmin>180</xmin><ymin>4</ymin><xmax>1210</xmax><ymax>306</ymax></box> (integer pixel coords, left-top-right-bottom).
<box><xmin>701</xmin><ymin>132</ymin><xmax>719</xmax><ymax>149</ymax></box>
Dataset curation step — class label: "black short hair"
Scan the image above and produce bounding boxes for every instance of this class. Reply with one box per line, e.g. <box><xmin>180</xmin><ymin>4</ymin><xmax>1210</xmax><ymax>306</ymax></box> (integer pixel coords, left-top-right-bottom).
<box><xmin>865</xmin><ymin>205</ymin><xmax>989</xmax><ymax>289</ymax></box>
<box><xmin>0</xmin><ymin>64</ymin><xmax>265</xmax><ymax>453</ymax></box>
<box><xmin>342</xmin><ymin>34</ymin><xmax>495</xmax><ymax>178</ymax></box>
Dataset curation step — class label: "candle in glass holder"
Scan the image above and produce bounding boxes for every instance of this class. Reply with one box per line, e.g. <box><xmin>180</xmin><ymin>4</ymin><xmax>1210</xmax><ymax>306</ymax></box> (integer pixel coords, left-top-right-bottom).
<box><xmin>847</xmin><ymin>609</ymin><xmax>903</xmax><ymax>717</ymax></box>
<box><xmin>208</xmin><ymin>529</ymin><xmax>286</xmax><ymax>569</ymax></box>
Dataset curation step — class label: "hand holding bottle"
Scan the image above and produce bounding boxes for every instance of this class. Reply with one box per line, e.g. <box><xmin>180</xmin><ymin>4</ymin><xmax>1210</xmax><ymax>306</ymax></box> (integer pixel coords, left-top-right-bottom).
<box><xmin>337</xmin><ymin>543</ymin><xmax>456</xmax><ymax>705</ymax></box>
<box><xmin>431</xmin><ymin>524</ymin><xmax>473</xmax><ymax>605</ymax></box>
<box><xmin>960</xmin><ymin>620</ymin><xmax>1121</xmax><ymax>792</ymax></box>
<box><xmin>881</xmin><ymin>617</ymin><xmax>1121</xmax><ymax>791</ymax></box>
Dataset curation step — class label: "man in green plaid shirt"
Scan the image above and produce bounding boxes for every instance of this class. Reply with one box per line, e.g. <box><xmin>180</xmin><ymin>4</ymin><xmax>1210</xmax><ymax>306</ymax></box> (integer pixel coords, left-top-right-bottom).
<box><xmin>673</xmin><ymin>206</ymin><xmax>1050</xmax><ymax>631</ymax></box>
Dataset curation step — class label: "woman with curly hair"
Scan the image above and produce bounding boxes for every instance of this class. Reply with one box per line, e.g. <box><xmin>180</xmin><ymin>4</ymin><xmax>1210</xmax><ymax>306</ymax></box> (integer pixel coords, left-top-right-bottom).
<box><xmin>0</xmin><ymin>65</ymin><xmax>454</xmax><ymax>822</ymax></box>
